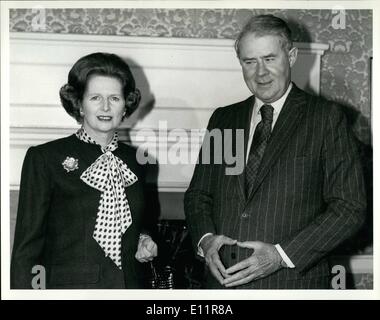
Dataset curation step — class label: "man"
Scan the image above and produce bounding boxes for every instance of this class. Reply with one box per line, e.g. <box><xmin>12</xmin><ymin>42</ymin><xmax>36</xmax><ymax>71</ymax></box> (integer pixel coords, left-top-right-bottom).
<box><xmin>184</xmin><ymin>14</ymin><xmax>366</xmax><ymax>289</ymax></box>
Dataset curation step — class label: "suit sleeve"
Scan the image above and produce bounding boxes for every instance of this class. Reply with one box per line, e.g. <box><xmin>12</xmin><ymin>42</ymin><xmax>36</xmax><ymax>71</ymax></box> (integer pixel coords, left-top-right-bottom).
<box><xmin>184</xmin><ymin>109</ymin><xmax>221</xmax><ymax>252</ymax></box>
<box><xmin>11</xmin><ymin>146</ymin><xmax>52</xmax><ymax>288</ymax></box>
<box><xmin>281</xmin><ymin>104</ymin><xmax>366</xmax><ymax>272</ymax></box>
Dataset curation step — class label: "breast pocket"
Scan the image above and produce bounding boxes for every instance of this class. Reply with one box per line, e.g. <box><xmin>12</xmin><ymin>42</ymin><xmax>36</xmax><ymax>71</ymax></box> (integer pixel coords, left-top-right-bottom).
<box><xmin>279</xmin><ymin>155</ymin><xmax>322</xmax><ymax>196</ymax></box>
<box><xmin>292</xmin><ymin>155</ymin><xmax>319</xmax><ymax>170</ymax></box>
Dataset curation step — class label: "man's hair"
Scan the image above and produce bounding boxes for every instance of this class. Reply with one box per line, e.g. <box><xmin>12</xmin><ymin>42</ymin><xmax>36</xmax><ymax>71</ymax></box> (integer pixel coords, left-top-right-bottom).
<box><xmin>235</xmin><ymin>14</ymin><xmax>293</xmax><ymax>57</ymax></box>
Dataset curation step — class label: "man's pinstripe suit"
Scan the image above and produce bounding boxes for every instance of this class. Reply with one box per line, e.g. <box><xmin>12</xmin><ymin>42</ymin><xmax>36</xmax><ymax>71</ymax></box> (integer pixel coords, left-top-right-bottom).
<box><xmin>184</xmin><ymin>84</ymin><xmax>366</xmax><ymax>289</ymax></box>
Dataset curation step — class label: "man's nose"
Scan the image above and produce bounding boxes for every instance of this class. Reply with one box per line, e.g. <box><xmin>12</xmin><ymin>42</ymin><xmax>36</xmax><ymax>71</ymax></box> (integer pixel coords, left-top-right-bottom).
<box><xmin>256</xmin><ymin>62</ymin><xmax>268</xmax><ymax>76</ymax></box>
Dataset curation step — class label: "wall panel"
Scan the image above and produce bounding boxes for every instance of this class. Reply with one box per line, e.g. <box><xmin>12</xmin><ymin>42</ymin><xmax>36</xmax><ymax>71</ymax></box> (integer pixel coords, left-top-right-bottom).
<box><xmin>9</xmin><ymin>32</ymin><xmax>328</xmax><ymax>190</ymax></box>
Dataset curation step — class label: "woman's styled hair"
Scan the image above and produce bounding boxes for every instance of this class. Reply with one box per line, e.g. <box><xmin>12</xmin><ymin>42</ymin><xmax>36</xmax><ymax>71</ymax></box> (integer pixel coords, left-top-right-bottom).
<box><xmin>235</xmin><ymin>14</ymin><xmax>293</xmax><ymax>58</ymax></box>
<box><xmin>59</xmin><ymin>52</ymin><xmax>141</xmax><ymax>123</ymax></box>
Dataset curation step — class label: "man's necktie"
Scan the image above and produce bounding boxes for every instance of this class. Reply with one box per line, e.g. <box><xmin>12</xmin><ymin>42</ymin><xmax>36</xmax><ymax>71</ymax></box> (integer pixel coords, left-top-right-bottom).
<box><xmin>245</xmin><ymin>104</ymin><xmax>274</xmax><ymax>196</ymax></box>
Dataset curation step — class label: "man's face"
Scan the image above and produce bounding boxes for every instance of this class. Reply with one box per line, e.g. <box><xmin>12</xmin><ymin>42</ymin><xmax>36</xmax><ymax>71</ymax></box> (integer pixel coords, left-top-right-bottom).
<box><xmin>238</xmin><ymin>33</ymin><xmax>297</xmax><ymax>103</ymax></box>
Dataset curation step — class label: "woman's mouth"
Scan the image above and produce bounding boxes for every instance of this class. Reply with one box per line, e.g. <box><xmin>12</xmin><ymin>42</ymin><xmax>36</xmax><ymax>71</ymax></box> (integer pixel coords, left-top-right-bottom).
<box><xmin>97</xmin><ymin>116</ymin><xmax>112</xmax><ymax>121</ymax></box>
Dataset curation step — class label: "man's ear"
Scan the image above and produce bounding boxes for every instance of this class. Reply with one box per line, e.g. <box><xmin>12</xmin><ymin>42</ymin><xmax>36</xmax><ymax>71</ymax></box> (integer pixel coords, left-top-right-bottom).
<box><xmin>288</xmin><ymin>47</ymin><xmax>298</xmax><ymax>68</ymax></box>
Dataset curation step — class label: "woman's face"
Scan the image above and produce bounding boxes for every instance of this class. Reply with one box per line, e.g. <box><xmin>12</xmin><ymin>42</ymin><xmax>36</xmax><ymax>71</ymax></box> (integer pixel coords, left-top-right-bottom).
<box><xmin>81</xmin><ymin>75</ymin><xmax>125</xmax><ymax>137</ymax></box>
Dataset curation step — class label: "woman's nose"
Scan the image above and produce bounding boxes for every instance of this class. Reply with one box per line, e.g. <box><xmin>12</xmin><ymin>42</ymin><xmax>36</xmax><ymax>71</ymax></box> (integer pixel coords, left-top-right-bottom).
<box><xmin>101</xmin><ymin>98</ymin><xmax>111</xmax><ymax>111</ymax></box>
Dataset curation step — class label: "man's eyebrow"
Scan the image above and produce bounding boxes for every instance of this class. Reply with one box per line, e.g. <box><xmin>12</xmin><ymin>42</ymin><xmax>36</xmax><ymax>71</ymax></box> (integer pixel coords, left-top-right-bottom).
<box><xmin>262</xmin><ymin>53</ymin><xmax>277</xmax><ymax>58</ymax></box>
<box><xmin>241</xmin><ymin>53</ymin><xmax>277</xmax><ymax>60</ymax></box>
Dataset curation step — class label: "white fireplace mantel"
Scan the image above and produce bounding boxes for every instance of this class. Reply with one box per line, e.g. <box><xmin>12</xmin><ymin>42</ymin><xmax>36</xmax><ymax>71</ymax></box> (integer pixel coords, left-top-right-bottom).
<box><xmin>9</xmin><ymin>32</ymin><xmax>329</xmax><ymax>191</ymax></box>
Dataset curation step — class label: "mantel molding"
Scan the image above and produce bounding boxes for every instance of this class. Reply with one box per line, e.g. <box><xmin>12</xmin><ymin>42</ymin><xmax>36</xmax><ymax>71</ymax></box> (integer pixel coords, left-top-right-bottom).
<box><xmin>10</xmin><ymin>32</ymin><xmax>329</xmax><ymax>54</ymax></box>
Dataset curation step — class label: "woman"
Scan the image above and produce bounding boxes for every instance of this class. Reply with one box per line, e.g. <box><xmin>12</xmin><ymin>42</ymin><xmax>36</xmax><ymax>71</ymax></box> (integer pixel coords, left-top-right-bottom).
<box><xmin>11</xmin><ymin>52</ymin><xmax>157</xmax><ymax>289</ymax></box>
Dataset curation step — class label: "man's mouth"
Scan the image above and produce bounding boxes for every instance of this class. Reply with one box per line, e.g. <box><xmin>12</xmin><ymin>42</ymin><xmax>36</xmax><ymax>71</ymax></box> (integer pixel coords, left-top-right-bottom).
<box><xmin>256</xmin><ymin>80</ymin><xmax>272</xmax><ymax>86</ymax></box>
<box><xmin>97</xmin><ymin>116</ymin><xmax>112</xmax><ymax>121</ymax></box>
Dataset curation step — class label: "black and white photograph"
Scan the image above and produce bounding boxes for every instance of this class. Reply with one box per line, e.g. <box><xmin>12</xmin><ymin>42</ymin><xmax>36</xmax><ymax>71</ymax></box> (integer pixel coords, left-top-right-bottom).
<box><xmin>1</xmin><ymin>0</ymin><xmax>377</xmax><ymax>300</ymax></box>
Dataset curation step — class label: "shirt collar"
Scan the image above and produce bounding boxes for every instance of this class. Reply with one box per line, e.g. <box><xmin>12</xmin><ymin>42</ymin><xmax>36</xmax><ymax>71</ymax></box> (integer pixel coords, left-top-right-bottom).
<box><xmin>253</xmin><ymin>82</ymin><xmax>293</xmax><ymax>116</ymax></box>
<box><xmin>75</xmin><ymin>127</ymin><xmax>119</xmax><ymax>153</ymax></box>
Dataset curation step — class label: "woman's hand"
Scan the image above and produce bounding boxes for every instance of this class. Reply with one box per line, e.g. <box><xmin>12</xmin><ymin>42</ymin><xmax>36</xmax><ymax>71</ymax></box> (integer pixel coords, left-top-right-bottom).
<box><xmin>135</xmin><ymin>234</ymin><xmax>158</xmax><ymax>263</ymax></box>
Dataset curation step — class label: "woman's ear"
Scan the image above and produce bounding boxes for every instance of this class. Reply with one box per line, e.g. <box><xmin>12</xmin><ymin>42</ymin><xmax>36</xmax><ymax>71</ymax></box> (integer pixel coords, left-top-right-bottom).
<box><xmin>77</xmin><ymin>101</ymin><xmax>84</xmax><ymax>115</ymax></box>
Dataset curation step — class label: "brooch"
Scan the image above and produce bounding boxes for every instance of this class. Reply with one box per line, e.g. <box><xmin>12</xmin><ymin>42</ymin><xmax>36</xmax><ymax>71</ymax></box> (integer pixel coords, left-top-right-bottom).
<box><xmin>62</xmin><ymin>156</ymin><xmax>79</xmax><ymax>172</ymax></box>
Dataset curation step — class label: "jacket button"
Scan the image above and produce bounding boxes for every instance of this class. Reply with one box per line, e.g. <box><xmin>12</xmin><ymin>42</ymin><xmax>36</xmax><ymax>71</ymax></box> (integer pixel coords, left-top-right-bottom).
<box><xmin>241</xmin><ymin>213</ymin><xmax>250</xmax><ymax>218</ymax></box>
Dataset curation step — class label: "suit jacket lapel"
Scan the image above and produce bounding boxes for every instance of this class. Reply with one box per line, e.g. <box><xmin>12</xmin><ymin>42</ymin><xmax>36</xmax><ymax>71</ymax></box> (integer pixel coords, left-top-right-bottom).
<box><xmin>246</xmin><ymin>85</ymin><xmax>307</xmax><ymax>202</ymax></box>
<box><xmin>233</xmin><ymin>96</ymin><xmax>254</xmax><ymax>204</ymax></box>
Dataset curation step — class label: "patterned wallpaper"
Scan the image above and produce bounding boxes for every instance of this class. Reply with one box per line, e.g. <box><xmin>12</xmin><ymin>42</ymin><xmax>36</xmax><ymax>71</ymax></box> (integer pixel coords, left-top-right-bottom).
<box><xmin>9</xmin><ymin>8</ymin><xmax>372</xmax><ymax>145</ymax></box>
